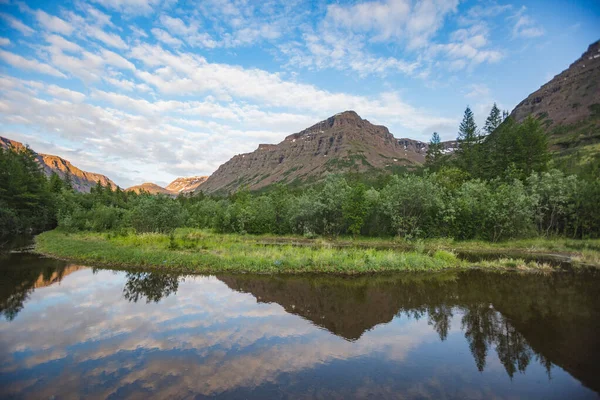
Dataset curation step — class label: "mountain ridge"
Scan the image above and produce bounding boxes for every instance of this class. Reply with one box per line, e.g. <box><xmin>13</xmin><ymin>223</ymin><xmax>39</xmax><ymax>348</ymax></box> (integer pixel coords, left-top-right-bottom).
<box><xmin>0</xmin><ymin>136</ymin><xmax>118</xmax><ymax>193</ymax></box>
<box><xmin>197</xmin><ymin>110</ymin><xmax>456</xmax><ymax>194</ymax></box>
<box><xmin>509</xmin><ymin>40</ymin><xmax>600</xmax><ymax>173</ymax></box>
<box><xmin>126</xmin><ymin>176</ymin><xmax>208</xmax><ymax>195</ymax></box>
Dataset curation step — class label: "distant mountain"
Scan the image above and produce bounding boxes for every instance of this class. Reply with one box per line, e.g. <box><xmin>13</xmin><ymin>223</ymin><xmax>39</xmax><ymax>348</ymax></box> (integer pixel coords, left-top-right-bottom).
<box><xmin>197</xmin><ymin>111</ymin><xmax>456</xmax><ymax>194</ymax></box>
<box><xmin>509</xmin><ymin>40</ymin><xmax>600</xmax><ymax>171</ymax></box>
<box><xmin>165</xmin><ymin>176</ymin><xmax>208</xmax><ymax>193</ymax></box>
<box><xmin>127</xmin><ymin>176</ymin><xmax>208</xmax><ymax>195</ymax></box>
<box><xmin>0</xmin><ymin>136</ymin><xmax>118</xmax><ymax>193</ymax></box>
<box><xmin>126</xmin><ymin>182</ymin><xmax>173</xmax><ymax>195</ymax></box>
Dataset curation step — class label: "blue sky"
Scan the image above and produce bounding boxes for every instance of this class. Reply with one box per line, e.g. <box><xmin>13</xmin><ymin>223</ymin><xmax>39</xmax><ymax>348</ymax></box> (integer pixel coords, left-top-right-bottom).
<box><xmin>0</xmin><ymin>0</ymin><xmax>598</xmax><ymax>187</ymax></box>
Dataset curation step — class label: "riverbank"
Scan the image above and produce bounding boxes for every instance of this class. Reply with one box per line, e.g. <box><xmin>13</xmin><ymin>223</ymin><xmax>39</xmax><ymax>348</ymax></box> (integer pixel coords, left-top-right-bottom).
<box><xmin>34</xmin><ymin>229</ymin><xmax>600</xmax><ymax>274</ymax></box>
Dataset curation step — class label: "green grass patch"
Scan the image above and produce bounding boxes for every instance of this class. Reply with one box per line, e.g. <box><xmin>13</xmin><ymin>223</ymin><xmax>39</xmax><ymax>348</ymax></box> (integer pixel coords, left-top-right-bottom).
<box><xmin>35</xmin><ymin>229</ymin><xmax>600</xmax><ymax>274</ymax></box>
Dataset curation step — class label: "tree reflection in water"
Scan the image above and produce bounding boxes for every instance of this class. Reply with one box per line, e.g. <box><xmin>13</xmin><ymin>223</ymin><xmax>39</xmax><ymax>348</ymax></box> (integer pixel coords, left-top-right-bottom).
<box><xmin>220</xmin><ymin>270</ymin><xmax>600</xmax><ymax>392</ymax></box>
<box><xmin>2</xmin><ymin>250</ymin><xmax>598</xmax><ymax>393</ymax></box>
<box><xmin>122</xmin><ymin>271</ymin><xmax>180</xmax><ymax>303</ymax></box>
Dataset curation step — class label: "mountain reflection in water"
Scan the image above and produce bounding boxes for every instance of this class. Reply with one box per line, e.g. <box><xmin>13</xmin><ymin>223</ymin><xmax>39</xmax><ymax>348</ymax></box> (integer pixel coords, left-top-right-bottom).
<box><xmin>1</xmin><ymin>249</ymin><xmax>599</xmax><ymax>399</ymax></box>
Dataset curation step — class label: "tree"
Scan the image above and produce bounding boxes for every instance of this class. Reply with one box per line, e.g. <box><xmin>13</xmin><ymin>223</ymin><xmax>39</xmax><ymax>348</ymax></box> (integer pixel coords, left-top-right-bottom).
<box><xmin>456</xmin><ymin>106</ymin><xmax>480</xmax><ymax>175</ymax></box>
<box><xmin>481</xmin><ymin>116</ymin><xmax>550</xmax><ymax>180</ymax></box>
<box><xmin>342</xmin><ymin>183</ymin><xmax>368</xmax><ymax>236</ymax></box>
<box><xmin>425</xmin><ymin>132</ymin><xmax>443</xmax><ymax>166</ymax></box>
<box><xmin>484</xmin><ymin>103</ymin><xmax>502</xmax><ymax>135</ymax></box>
<box><xmin>49</xmin><ymin>172</ymin><xmax>64</xmax><ymax>193</ymax></box>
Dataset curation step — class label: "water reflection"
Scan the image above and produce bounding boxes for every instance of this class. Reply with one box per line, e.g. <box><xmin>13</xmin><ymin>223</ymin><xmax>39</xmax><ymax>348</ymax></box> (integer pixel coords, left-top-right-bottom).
<box><xmin>122</xmin><ymin>271</ymin><xmax>180</xmax><ymax>303</ymax></box>
<box><xmin>219</xmin><ymin>272</ymin><xmax>600</xmax><ymax>391</ymax></box>
<box><xmin>0</xmin><ymin>251</ymin><xmax>599</xmax><ymax>399</ymax></box>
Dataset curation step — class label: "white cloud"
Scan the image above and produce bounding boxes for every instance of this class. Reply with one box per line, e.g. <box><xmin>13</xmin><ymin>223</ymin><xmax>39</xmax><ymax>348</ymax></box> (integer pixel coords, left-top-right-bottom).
<box><xmin>151</xmin><ymin>28</ymin><xmax>183</xmax><ymax>48</ymax></box>
<box><xmin>325</xmin><ymin>0</ymin><xmax>459</xmax><ymax>49</ymax></box>
<box><xmin>79</xmin><ymin>4</ymin><xmax>115</xmax><ymax>28</ymax></box>
<box><xmin>159</xmin><ymin>15</ymin><xmax>217</xmax><ymax>48</ymax></box>
<box><xmin>0</xmin><ymin>37</ymin><xmax>10</xmax><ymax>46</ymax></box>
<box><xmin>86</xmin><ymin>25</ymin><xmax>128</xmax><ymax>49</ymax></box>
<box><xmin>89</xmin><ymin>0</ymin><xmax>161</xmax><ymax>15</ymax></box>
<box><xmin>100</xmin><ymin>48</ymin><xmax>136</xmax><ymax>70</ymax></box>
<box><xmin>130</xmin><ymin>26</ymin><xmax>149</xmax><ymax>38</ymax></box>
<box><xmin>0</xmin><ymin>50</ymin><xmax>66</xmax><ymax>77</ymax></box>
<box><xmin>45</xmin><ymin>34</ymin><xmax>82</xmax><ymax>53</ymax></box>
<box><xmin>128</xmin><ymin>44</ymin><xmax>453</xmax><ymax>134</ymax></box>
<box><xmin>46</xmin><ymin>84</ymin><xmax>86</xmax><ymax>102</ymax></box>
<box><xmin>465</xmin><ymin>83</ymin><xmax>490</xmax><ymax>99</ymax></box>
<box><xmin>280</xmin><ymin>29</ymin><xmax>419</xmax><ymax>77</ymax></box>
<box><xmin>428</xmin><ymin>24</ymin><xmax>503</xmax><ymax>70</ymax></box>
<box><xmin>35</xmin><ymin>10</ymin><xmax>74</xmax><ymax>35</ymax></box>
<box><xmin>0</xmin><ymin>12</ymin><xmax>35</xmax><ymax>36</ymax></box>
<box><xmin>511</xmin><ymin>7</ymin><xmax>544</xmax><ymax>38</ymax></box>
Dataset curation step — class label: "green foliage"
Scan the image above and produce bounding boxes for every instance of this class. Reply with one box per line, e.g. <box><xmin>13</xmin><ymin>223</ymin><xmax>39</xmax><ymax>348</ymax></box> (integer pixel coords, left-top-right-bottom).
<box><xmin>456</xmin><ymin>106</ymin><xmax>480</xmax><ymax>174</ymax></box>
<box><xmin>526</xmin><ymin>169</ymin><xmax>578</xmax><ymax>236</ymax></box>
<box><xmin>0</xmin><ymin>145</ymin><xmax>55</xmax><ymax>235</ymax></box>
<box><xmin>130</xmin><ymin>195</ymin><xmax>186</xmax><ymax>233</ymax></box>
<box><xmin>342</xmin><ymin>183</ymin><xmax>367</xmax><ymax>236</ymax></box>
<box><xmin>425</xmin><ymin>132</ymin><xmax>443</xmax><ymax>167</ymax></box>
<box><xmin>481</xmin><ymin>117</ymin><xmax>550</xmax><ymax>180</ymax></box>
<box><xmin>483</xmin><ymin>103</ymin><xmax>503</xmax><ymax>135</ymax></box>
<box><xmin>1</xmin><ymin>104</ymin><xmax>598</xmax><ymax>243</ymax></box>
<box><xmin>380</xmin><ymin>174</ymin><xmax>444</xmax><ymax>238</ymax></box>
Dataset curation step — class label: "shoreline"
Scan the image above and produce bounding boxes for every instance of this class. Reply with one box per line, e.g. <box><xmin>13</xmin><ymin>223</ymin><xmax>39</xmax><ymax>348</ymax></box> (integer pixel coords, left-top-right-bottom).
<box><xmin>33</xmin><ymin>229</ymin><xmax>600</xmax><ymax>275</ymax></box>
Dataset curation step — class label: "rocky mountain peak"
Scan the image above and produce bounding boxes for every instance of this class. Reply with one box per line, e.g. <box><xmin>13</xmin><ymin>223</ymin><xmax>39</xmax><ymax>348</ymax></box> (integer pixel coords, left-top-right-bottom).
<box><xmin>196</xmin><ymin>111</ymin><xmax>455</xmax><ymax>194</ymax></box>
<box><xmin>165</xmin><ymin>176</ymin><xmax>208</xmax><ymax>193</ymax></box>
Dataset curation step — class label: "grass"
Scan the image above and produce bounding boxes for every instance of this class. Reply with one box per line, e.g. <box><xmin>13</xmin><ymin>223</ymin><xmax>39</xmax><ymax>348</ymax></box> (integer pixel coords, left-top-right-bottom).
<box><xmin>33</xmin><ymin>229</ymin><xmax>592</xmax><ymax>275</ymax></box>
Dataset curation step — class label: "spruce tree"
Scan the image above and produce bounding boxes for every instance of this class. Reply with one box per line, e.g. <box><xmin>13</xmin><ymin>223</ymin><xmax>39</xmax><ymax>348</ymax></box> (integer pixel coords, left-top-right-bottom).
<box><xmin>456</xmin><ymin>106</ymin><xmax>479</xmax><ymax>174</ymax></box>
<box><xmin>426</xmin><ymin>132</ymin><xmax>443</xmax><ymax>166</ymax></box>
<box><xmin>484</xmin><ymin>103</ymin><xmax>502</xmax><ymax>135</ymax></box>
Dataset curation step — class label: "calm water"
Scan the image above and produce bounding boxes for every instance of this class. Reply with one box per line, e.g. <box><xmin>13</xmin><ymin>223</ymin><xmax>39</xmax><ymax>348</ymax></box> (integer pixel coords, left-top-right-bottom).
<box><xmin>1</xmin><ymin>242</ymin><xmax>599</xmax><ymax>399</ymax></box>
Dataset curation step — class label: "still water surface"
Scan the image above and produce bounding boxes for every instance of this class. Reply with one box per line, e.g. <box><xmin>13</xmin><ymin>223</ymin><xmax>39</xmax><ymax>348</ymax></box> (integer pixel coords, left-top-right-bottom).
<box><xmin>1</xmin><ymin>242</ymin><xmax>599</xmax><ymax>399</ymax></box>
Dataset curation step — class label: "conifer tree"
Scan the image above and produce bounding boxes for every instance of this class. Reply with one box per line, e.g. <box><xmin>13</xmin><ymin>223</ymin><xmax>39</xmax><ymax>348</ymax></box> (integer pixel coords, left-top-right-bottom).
<box><xmin>484</xmin><ymin>103</ymin><xmax>502</xmax><ymax>135</ymax></box>
<box><xmin>456</xmin><ymin>106</ymin><xmax>480</xmax><ymax>174</ymax></box>
<box><xmin>426</xmin><ymin>132</ymin><xmax>443</xmax><ymax>166</ymax></box>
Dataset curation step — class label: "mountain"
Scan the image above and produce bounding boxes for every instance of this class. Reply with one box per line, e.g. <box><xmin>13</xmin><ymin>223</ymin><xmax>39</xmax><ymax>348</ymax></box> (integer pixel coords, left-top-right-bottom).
<box><xmin>0</xmin><ymin>136</ymin><xmax>118</xmax><ymax>193</ymax></box>
<box><xmin>197</xmin><ymin>111</ymin><xmax>455</xmax><ymax>194</ymax></box>
<box><xmin>126</xmin><ymin>182</ymin><xmax>173</xmax><ymax>195</ymax></box>
<box><xmin>165</xmin><ymin>176</ymin><xmax>208</xmax><ymax>193</ymax></box>
<box><xmin>126</xmin><ymin>176</ymin><xmax>208</xmax><ymax>195</ymax></box>
<box><xmin>509</xmin><ymin>40</ymin><xmax>600</xmax><ymax>171</ymax></box>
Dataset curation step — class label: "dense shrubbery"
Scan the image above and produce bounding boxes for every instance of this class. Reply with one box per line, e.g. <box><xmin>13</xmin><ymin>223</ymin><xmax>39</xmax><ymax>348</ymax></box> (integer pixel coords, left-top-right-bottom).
<box><xmin>0</xmin><ymin>146</ymin><xmax>55</xmax><ymax>235</ymax></box>
<box><xmin>42</xmin><ymin>170</ymin><xmax>598</xmax><ymax>241</ymax></box>
<box><xmin>2</xmin><ymin>109</ymin><xmax>599</xmax><ymax>241</ymax></box>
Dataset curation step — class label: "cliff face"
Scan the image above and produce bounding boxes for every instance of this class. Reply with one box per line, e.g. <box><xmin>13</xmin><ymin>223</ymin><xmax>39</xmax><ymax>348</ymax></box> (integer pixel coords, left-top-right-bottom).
<box><xmin>165</xmin><ymin>176</ymin><xmax>208</xmax><ymax>193</ymax></box>
<box><xmin>125</xmin><ymin>182</ymin><xmax>173</xmax><ymax>195</ymax></box>
<box><xmin>510</xmin><ymin>40</ymin><xmax>600</xmax><ymax>152</ymax></box>
<box><xmin>197</xmin><ymin>111</ymin><xmax>454</xmax><ymax>194</ymax></box>
<box><xmin>126</xmin><ymin>176</ymin><xmax>209</xmax><ymax>196</ymax></box>
<box><xmin>0</xmin><ymin>136</ymin><xmax>118</xmax><ymax>193</ymax></box>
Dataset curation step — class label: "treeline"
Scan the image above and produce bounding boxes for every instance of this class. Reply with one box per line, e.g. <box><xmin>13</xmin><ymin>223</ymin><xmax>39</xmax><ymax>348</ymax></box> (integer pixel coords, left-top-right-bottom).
<box><xmin>0</xmin><ymin>145</ymin><xmax>56</xmax><ymax>235</ymax></box>
<box><xmin>2</xmin><ymin>106</ymin><xmax>599</xmax><ymax>240</ymax></box>
<box><xmin>39</xmin><ymin>168</ymin><xmax>599</xmax><ymax>241</ymax></box>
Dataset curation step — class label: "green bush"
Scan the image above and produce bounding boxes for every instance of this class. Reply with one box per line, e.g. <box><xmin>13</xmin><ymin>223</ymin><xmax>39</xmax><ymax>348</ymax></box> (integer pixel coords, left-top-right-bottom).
<box><xmin>130</xmin><ymin>195</ymin><xmax>186</xmax><ymax>233</ymax></box>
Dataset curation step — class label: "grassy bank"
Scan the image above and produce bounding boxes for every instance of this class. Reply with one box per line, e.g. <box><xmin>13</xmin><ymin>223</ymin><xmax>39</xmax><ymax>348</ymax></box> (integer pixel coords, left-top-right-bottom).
<box><xmin>33</xmin><ymin>229</ymin><xmax>596</xmax><ymax>274</ymax></box>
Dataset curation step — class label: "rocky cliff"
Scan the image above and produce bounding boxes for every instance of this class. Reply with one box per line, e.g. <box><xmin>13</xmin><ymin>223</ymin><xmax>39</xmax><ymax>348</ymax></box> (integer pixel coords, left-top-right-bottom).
<box><xmin>0</xmin><ymin>136</ymin><xmax>118</xmax><ymax>193</ymax></box>
<box><xmin>165</xmin><ymin>176</ymin><xmax>208</xmax><ymax>193</ymax></box>
<box><xmin>127</xmin><ymin>176</ymin><xmax>209</xmax><ymax>195</ymax></box>
<box><xmin>510</xmin><ymin>40</ymin><xmax>600</xmax><ymax>159</ymax></box>
<box><xmin>126</xmin><ymin>182</ymin><xmax>173</xmax><ymax>195</ymax></box>
<box><xmin>197</xmin><ymin>111</ymin><xmax>454</xmax><ymax>194</ymax></box>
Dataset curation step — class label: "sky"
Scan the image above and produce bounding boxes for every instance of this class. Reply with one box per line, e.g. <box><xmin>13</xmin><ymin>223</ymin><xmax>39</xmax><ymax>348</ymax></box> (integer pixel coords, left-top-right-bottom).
<box><xmin>0</xmin><ymin>0</ymin><xmax>598</xmax><ymax>187</ymax></box>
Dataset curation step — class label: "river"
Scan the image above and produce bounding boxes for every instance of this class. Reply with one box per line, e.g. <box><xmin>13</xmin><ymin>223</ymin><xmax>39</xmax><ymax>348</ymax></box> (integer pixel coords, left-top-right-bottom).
<box><xmin>1</xmin><ymin>239</ymin><xmax>599</xmax><ymax>399</ymax></box>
